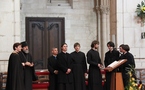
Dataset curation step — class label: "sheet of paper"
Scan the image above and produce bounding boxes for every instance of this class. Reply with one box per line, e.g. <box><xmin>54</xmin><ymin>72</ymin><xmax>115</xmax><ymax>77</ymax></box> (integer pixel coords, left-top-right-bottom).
<box><xmin>108</xmin><ymin>61</ymin><xmax>118</xmax><ymax>68</ymax></box>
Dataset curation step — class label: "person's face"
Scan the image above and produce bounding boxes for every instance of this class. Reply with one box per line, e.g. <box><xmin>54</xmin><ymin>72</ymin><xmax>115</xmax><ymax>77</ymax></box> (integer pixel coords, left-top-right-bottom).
<box><xmin>94</xmin><ymin>44</ymin><xmax>99</xmax><ymax>49</ymax></box>
<box><xmin>74</xmin><ymin>45</ymin><xmax>80</xmax><ymax>52</ymax></box>
<box><xmin>22</xmin><ymin>46</ymin><xmax>29</xmax><ymax>51</ymax></box>
<box><xmin>15</xmin><ymin>45</ymin><xmax>22</xmax><ymax>52</ymax></box>
<box><xmin>107</xmin><ymin>45</ymin><xmax>113</xmax><ymax>51</ymax></box>
<box><xmin>119</xmin><ymin>47</ymin><xmax>124</xmax><ymax>53</ymax></box>
<box><xmin>52</xmin><ymin>48</ymin><xmax>58</xmax><ymax>55</ymax></box>
<box><xmin>62</xmin><ymin>44</ymin><xmax>67</xmax><ymax>52</ymax></box>
<box><xmin>22</xmin><ymin>46</ymin><xmax>29</xmax><ymax>53</ymax></box>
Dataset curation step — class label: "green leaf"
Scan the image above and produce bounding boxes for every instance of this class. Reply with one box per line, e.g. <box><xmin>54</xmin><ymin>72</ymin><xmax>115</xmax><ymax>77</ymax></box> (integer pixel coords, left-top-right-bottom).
<box><xmin>141</xmin><ymin>1</ymin><xmax>145</xmax><ymax>6</ymax></box>
<box><xmin>137</xmin><ymin>4</ymin><xmax>141</xmax><ymax>7</ymax></box>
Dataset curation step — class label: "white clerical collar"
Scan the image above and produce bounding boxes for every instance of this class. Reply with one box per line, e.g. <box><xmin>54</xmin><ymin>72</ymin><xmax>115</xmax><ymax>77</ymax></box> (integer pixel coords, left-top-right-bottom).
<box><xmin>62</xmin><ymin>51</ymin><xmax>67</xmax><ymax>54</ymax></box>
<box><xmin>92</xmin><ymin>48</ymin><xmax>97</xmax><ymax>51</ymax></box>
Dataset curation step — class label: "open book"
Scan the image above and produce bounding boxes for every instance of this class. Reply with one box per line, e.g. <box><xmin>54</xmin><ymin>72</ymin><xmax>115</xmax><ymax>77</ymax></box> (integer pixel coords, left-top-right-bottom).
<box><xmin>104</xmin><ymin>59</ymin><xmax>127</xmax><ymax>72</ymax></box>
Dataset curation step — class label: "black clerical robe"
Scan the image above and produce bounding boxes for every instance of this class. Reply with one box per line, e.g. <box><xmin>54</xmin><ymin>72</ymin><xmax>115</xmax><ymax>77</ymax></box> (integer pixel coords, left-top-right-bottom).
<box><xmin>71</xmin><ymin>51</ymin><xmax>87</xmax><ymax>90</ymax></box>
<box><xmin>119</xmin><ymin>52</ymin><xmax>136</xmax><ymax>88</ymax></box>
<box><xmin>87</xmin><ymin>49</ymin><xmax>103</xmax><ymax>90</ymax></box>
<box><xmin>104</xmin><ymin>49</ymin><xmax>120</xmax><ymax>90</ymax></box>
<box><xmin>19</xmin><ymin>51</ymin><xmax>34</xmax><ymax>90</ymax></box>
<box><xmin>48</xmin><ymin>55</ymin><xmax>58</xmax><ymax>90</ymax></box>
<box><xmin>57</xmin><ymin>52</ymin><xmax>74</xmax><ymax>90</ymax></box>
<box><xmin>6</xmin><ymin>52</ymin><xmax>24</xmax><ymax>90</ymax></box>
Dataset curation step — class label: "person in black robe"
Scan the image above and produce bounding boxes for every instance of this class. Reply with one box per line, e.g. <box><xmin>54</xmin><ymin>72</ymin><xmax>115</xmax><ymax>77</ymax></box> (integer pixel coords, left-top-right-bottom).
<box><xmin>87</xmin><ymin>40</ymin><xmax>103</xmax><ymax>90</ymax></box>
<box><xmin>19</xmin><ymin>41</ymin><xmax>36</xmax><ymax>90</ymax></box>
<box><xmin>6</xmin><ymin>43</ymin><xmax>25</xmax><ymax>90</ymax></box>
<box><xmin>57</xmin><ymin>43</ymin><xmax>74</xmax><ymax>90</ymax></box>
<box><xmin>71</xmin><ymin>42</ymin><xmax>87</xmax><ymax>90</ymax></box>
<box><xmin>47</xmin><ymin>48</ymin><xmax>58</xmax><ymax>90</ymax></box>
<box><xmin>104</xmin><ymin>41</ymin><xmax>120</xmax><ymax>90</ymax></box>
<box><xmin>119</xmin><ymin>44</ymin><xmax>136</xmax><ymax>89</ymax></box>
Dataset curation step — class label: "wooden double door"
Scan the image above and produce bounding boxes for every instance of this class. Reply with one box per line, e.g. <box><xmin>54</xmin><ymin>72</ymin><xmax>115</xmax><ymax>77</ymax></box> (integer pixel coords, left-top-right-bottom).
<box><xmin>26</xmin><ymin>17</ymin><xmax>65</xmax><ymax>69</ymax></box>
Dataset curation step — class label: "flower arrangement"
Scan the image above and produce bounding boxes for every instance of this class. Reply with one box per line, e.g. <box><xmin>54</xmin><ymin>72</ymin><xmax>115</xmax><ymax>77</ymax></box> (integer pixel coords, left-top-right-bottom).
<box><xmin>125</xmin><ymin>65</ymin><xmax>142</xmax><ymax>90</ymax></box>
<box><xmin>136</xmin><ymin>0</ymin><xmax>145</xmax><ymax>23</ymax></box>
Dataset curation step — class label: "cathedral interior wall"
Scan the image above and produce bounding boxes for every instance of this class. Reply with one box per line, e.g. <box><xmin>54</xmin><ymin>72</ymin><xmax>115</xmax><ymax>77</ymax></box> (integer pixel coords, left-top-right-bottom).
<box><xmin>117</xmin><ymin>0</ymin><xmax>145</xmax><ymax>68</ymax></box>
<box><xmin>1</xmin><ymin>0</ymin><xmax>145</xmax><ymax>72</ymax></box>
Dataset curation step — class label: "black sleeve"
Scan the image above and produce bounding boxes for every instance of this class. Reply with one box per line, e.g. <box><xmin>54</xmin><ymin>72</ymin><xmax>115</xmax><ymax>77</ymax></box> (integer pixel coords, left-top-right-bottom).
<box><xmin>19</xmin><ymin>52</ymin><xmax>26</xmax><ymax>63</ymax></box>
<box><xmin>47</xmin><ymin>57</ymin><xmax>55</xmax><ymax>74</ymax></box>
<box><xmin>7</xmin><ymin>54</ymin><xmax>19</xmax><ymax>89</ymax></box>
<box><xmin>27</xmin><ymin>53</ymin><xmax>33</xmax><ymax>63</ymax></box>
<box><xmin>125</xmin><ymin>54</ymin><xmax>135</xmax><ymax>68</ymax></box>
<box><xmin>104</xmin><ymin>53</ymin><xmax>108</xmax><ymax>67</ymax></box>
<box><xmin>115</xmin><ymin>51</ymin><xmax>120</xmax><ymax>61</ymax></box>
<box><xmin>57</xmin><ymin>54</ymin><xmax>68</xmax><ymax>73</ymax></box>
<box><xmin>98</xmin><ymin>52</ymin><xmax>102</xmax><ymax>65</ymax></box>
<box><xmin>87</xmin><ymin>51</ymin><xmax>98</xmax><ymax>66</ymax></box>
<box><xmin>83</xmin><ymin>53</ymin><xmax>87</xmax><ymax>73</ymax></box>
<box><xmin>68</xmin><ymin>54</ymin><xmax>73</xmax><ymax>70</ymax></box>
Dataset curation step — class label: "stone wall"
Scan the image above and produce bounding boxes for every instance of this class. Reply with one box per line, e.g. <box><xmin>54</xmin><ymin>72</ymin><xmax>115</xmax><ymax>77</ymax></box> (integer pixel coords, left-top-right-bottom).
<box><xmin>117</xmin><ymin>0</ymin><xmax>145</xmax><ymax>68</ymax></box>
<box><xmin>20</xmin><ymin>0</ymin><xmax>97</xmax><ymax>54</ymax></box>
<box><xmin>1</xmin><ymin>0</ymin><xmax>145</xmax><ymax>71</ymax></box>
<box><xmin>0</xmin><ymin>61</ymin><xmax>8</xmax><ymax>72</ymax></box>
<box><xmin>0</xmin><ymin>0</ymin><xmax>20</xmax><ymax>71</ymax></box>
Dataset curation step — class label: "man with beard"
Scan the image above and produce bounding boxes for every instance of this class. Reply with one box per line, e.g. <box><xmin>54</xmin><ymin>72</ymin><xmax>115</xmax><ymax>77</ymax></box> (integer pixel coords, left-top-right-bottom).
<box><xmin>87</xmin><ymin>40</ymin><xmax>103</xmax><ymax>90</ymax></box>
<box><xmin>6</xmin><ymin>43</ymin><xmax>24</xmax><ymax>90</ymax></box>
<box><xmin>19</xmin><ymin>41</ymin><xmax>36</xmax><ymax>90</ymax></box>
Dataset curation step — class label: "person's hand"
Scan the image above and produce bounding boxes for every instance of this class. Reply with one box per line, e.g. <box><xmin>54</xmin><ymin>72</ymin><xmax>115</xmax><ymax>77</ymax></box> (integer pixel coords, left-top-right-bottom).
<box><xmin>54</xmin><ymin>70</ymin><xmax>58</xmax><ymax>74</ymax></box>
<box><xmin>84</xmin><ymin>73</ymin><xmax>87</xmax><ymax>77</ymax></box>
<box><xmin>66</xmin><ymin>69</ymin><xmax>71</xmax><ymax>74</ymax></box>
<box><xmin>25</xmin><ymin>62</ymin><xmax>31</xmax><ymax>66</ymax></box>
<box><xmin>98</xmin><ymin>64</ymin><xmax>101</xmax><ymax>67</ymax></box>
<box><xmin>22</xmin><ymin>63</ymin><xmax>25</xmax><ymax>66</ymax></box>
<box><xmin>98</xmin><ymin>64</ymin><xmax>104</xmax><ymax>69</ymax></box>
<box><xmin>30</xmin><ymin>63</ymin><xmax>34</xmax><ymax>67</ymax></box>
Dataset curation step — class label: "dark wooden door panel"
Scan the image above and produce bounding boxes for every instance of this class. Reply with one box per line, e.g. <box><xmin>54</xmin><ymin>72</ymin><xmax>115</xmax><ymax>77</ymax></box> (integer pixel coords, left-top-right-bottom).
<box><xmin>26</xmin><ymin>17</ymin><xmax>65</xmax><ymax>69</ymax></box>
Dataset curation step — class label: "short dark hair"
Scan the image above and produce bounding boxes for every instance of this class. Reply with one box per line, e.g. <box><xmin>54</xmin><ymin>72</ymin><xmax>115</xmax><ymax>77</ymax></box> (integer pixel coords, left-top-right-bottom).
<box><xmin>107</xmin><ymin>41</ymin><xmax>115</xmax><ymax>47</ymax></box>
<box><xmin>119</xmin><ymin>44</ymin><xmax>130</xmax><ymax>51</ymax></box>
<box><xmin>91</xmin><ymin>40</ymin><xmax>99</xmax><ymax>48</ymax></box>
<box><xmin>119</xmin><ymin>44</ymin><xmax>124</xmax><ymax>48</ymax></box>
<box><xmin>13</xmin><ymin>43</ymin><xmax>21</xmax><ymax>50</ymax></box>
<box><xmin>61</xmin><ymin>43</ymin><xmax>67</xmax><ymax>47</ymax></box>
<box><xmin>74</xmin><ymin>42</ymin><xmax>80</xmax><ymax>48</ymax></box>
<box><xmin>21</xmin><ymin>41</ymin><xmax>28</xmax><ymax>48</ymax></box>
<box><xmin>52</xmin><ymin>47</ymin><xmax>57</xmax><ymax>51</ymax></box>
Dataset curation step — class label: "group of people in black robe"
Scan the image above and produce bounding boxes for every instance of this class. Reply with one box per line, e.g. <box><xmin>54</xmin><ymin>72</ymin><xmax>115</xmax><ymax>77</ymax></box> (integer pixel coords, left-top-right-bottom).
<box><xmin>48</xmin><ymin>42</ymin><xmax>87</xmax><ymax>90</ymax></box>
<box><xmin>48</xmin><ymin>40</ymin><xmax>136</xmax><ymax>90</ymax></box>
<box><xmin>6</xmin><ymin>40</ymin><xmax>135</xmax><ymax>90</ymax></box>
<box><xmin>104</xmin><ymin>42</ymin><xmax>136</xmax><ymax>90</ymax></box>
<box><xmin>6</xmin><ymin>41</ymin><xmax>37</xmax><ymax>90</ymax></box>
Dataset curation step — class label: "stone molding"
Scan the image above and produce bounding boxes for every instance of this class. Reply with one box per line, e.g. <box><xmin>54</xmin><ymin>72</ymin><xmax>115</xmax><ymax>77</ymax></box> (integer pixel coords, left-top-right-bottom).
<box><xmin>100</xmin><ymin>5</ymin><xmax>110</xmax><ymax>14</ymax></box>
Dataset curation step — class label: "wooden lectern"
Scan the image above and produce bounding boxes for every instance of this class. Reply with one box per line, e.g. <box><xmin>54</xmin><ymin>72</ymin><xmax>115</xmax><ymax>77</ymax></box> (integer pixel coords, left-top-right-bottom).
<box><xmin>104</xmin><ymin>59</ymin><xmax>127</xmax><ymax>90</ymax></box>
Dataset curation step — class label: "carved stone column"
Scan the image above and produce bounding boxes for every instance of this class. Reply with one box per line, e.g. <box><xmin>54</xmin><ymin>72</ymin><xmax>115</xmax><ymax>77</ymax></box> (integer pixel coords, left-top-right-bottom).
<box><xmin>96</xmin><ymin>0</ymin><xmax>101</xmax><ymax>54</ymax></box>
<box><xmin>96</xmin><ymin>0</ymin><xmax>110</xmax><ymax>61</ymax></box>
